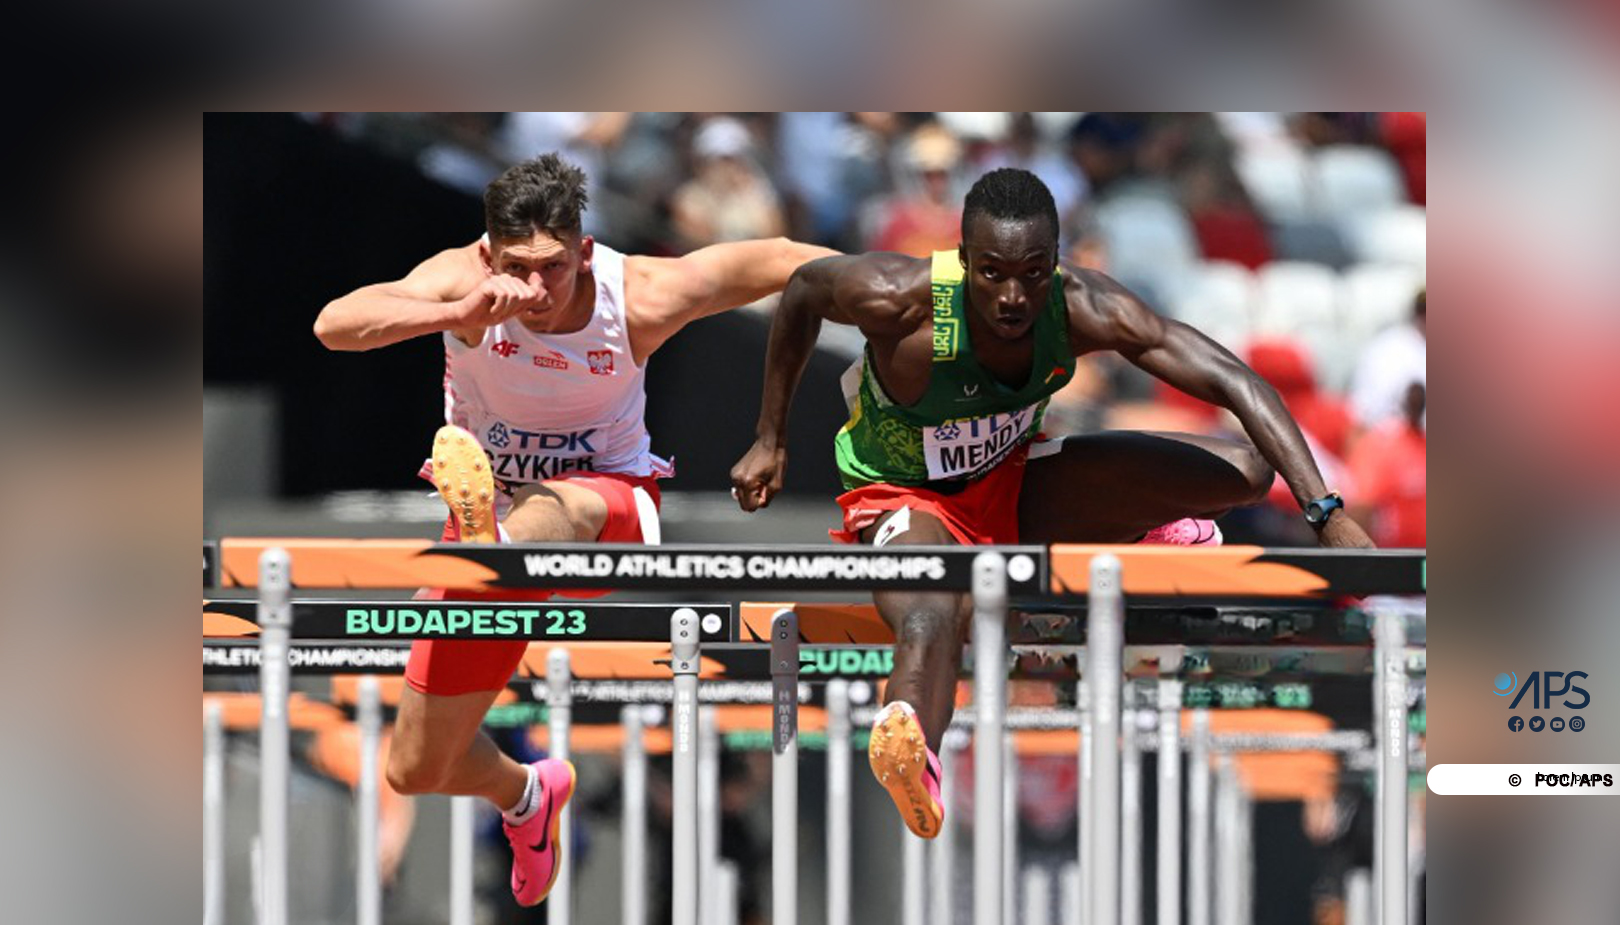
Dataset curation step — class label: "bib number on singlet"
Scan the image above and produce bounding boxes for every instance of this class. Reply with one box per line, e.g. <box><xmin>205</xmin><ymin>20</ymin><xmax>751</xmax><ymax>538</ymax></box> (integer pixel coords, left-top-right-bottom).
<box><xmin>922</xmin><ymin>406</ymin><xmax>1036</xmax><ymax>480</ymax></box>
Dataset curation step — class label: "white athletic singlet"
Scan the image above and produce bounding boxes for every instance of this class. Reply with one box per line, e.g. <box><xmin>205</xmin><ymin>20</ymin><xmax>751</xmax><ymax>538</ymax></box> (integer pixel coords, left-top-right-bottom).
<box><xmin>420</xmin><ymin>243</ymin><xmax>673</xmax><ymax>515</ymax></box>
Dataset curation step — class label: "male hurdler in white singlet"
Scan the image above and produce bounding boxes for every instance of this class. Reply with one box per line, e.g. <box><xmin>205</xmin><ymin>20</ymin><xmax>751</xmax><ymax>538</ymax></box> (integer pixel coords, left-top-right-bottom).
<box><xmin>316</xmin><ymin>152</ymin><xmax>834</xmax><ymax>906</ymax></box>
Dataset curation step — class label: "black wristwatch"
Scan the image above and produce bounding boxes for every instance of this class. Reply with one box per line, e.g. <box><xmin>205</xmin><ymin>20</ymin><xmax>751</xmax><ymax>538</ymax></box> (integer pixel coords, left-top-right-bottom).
<box><xmin>1303</xmin><ymin>492</ymin><xmax>1345</xmax><ymax>527</ymax></box>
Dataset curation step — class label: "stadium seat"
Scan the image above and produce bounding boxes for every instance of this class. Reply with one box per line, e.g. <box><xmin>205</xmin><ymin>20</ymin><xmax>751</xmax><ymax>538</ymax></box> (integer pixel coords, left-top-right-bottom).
<box><xmin>1175</xmin><ymin>260</ymin><xmax>1257</xmax><ymax>348</ymax></box>
<box><xmin>1236</xmin><ymin>147</ymin><xmax>1312</xmax><ymax>222</ymax></box>
<box><xmin>1255</xmin><ymin>261</ymin><xmax>1339</xmax><ymax>337</ymax></box>
<box><xmin>1346</xmin><ymin>205</ymin><xmax>1427</xmax><ymax>269</ymax></box>
<box><xmin>1313</xmin><ymin>145</ymin><xmax>1408</xmax><ymax>221</ymax></box>
<box><xmin>1096</xmin><ymin>194</ymin><xmax>1201</xmax><ymax>309</ymax></box>
<box><xmin>1270</xmin><ymin>219</ymin><xmax>1352</xmax><ymax>269</ymax></box>
<box><xmin>1341</xmin><ymin>263</ymin><xmax>1426</xmax><ymax>342</ymax></box>
<box><xmin>1255</xmin><ymin>262</ymin><xmax>1347</xmax><ymax>390</ymax></box>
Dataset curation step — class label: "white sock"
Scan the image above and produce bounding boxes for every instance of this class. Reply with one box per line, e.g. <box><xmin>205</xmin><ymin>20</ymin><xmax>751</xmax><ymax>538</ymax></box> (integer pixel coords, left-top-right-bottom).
<box><xmin>502</xmin><ymin>765</ymin><xmax>541</xmax><ymax>824</ymax></box>
<box><xmin>497</xmin><ymin>522</ymin><xmax>512</xmax><ymax>544</ymax></box>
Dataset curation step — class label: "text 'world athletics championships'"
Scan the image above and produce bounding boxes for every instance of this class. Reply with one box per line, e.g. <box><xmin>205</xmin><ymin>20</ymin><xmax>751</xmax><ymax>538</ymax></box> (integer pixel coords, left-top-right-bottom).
<box><xmin>521</xmin><ymin>552</ymin><xmax>949</xmax><ymax>582</ymax></box>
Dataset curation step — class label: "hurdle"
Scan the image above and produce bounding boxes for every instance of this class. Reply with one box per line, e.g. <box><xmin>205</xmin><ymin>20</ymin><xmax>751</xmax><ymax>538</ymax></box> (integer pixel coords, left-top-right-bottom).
<box><xmin>207</xmin><ymin>538</ymin><xmax>1423</xmax><ymax>924</ymax></box>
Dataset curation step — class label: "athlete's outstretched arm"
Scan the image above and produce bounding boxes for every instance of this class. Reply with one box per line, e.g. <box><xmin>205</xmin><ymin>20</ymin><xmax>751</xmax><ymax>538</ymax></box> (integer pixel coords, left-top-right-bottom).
<box><xmin>625</xmin><ymin>238</ymin><xmax>838</xmax><ymax>362</ymax></box>
<box><xmin>1063</xmin><ymin>266</ymin><xmax>1375</xmax><ymax>548</ymax></box>
<box><xmin>730</xmin><ymin>253</ymin><xmax>921</xmax><ymax>511</ymax></box>
<box><xmin>314</xmin><ymin>245</ymin><xmax>537</xmax><ymax>351</ymax></box>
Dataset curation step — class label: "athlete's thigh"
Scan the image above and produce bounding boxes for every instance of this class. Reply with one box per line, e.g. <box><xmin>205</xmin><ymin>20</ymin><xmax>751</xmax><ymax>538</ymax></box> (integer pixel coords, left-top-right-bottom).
<box><xmin>860</xmin><ymin>508</ymin><xmax>972</xmax><ymax>640</ymax></box>
<box><xmin>510</xmin><ymin>479</ymin><xmax>611</xmax><ymax>540</ymax></box>
<box><xmin>1018</xmin><ymin>430</ymin><xmax>1268</xmax><ymax>543</ymax></box>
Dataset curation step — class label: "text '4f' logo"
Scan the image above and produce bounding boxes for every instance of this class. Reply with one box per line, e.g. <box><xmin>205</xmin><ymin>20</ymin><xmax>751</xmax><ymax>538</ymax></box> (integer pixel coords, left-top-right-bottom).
<box><xmin>587</xmin><ymin>350</ymin><xmax>614</xmax><ymax>376</ymax></box>
<box><xmin>1494</xmin><ymin>671</ymin><xmax>1591</xmax><ymax>709</ymax></box>
<box><xmin>491</xmin><ymin>340</ymin><xmax>520</xmax><ymax>358</ymax></box>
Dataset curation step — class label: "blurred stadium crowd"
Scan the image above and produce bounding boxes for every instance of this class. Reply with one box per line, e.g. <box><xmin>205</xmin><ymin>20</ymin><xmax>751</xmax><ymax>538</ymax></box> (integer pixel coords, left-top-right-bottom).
<box><xmin>302</xmin><ymin>112</ymin><xmax>1425</xmax><ymax>548</ymax></box>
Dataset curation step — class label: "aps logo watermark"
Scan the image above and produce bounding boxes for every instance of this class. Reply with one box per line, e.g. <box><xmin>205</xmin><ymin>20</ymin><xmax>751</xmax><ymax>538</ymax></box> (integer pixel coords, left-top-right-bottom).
<box><xmin>1497</xmin><ymin>670</ymin><xmax>1590</xmax><ymax>733</ymax></box>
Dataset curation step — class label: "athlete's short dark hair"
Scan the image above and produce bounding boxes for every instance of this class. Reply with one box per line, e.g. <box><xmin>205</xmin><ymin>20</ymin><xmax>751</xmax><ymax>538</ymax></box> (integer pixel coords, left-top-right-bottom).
<box><xmin>484</xmin><ymin>153</ymin><xmax>589</xmax><ymax>241</ymax></box>
<box><xmin>962</xmin><ymin>168</ymin><xmax>1060</xmax><ymax>243</ymax></box>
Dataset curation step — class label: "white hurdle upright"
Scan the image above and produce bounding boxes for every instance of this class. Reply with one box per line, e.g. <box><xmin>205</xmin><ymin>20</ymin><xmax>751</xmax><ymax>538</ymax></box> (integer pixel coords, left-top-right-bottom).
<box><xmin>1078</xmin><ymin>681</ymin><xmax>1091</xmax><ymax>925</ymax></box>
<box><xmin>1214</xmin><ymin>757</ymin><xmax>1242</xmax><ymax>925</ymax></box>
<box><xmin>1187</xmin><ymin>709</ymin><xmax>1213</xmax><ymax>925</ymax></box>
<box><xmin>1086</xmin><ymin>553</ymin><xmax>1124</xmax><ymax>925</ymax></box>
<box><xmin>1374</xmin><ymin>605</ymin><xmax>1410</xmax><ymax>925</ymax></box>
<box><xmin>1346</xmin><ymin>868</ymin><xmax>1372</xmax><ymax>925</ymax></box>
<box><xmin>770</xmin><ymin>609</ymin><xmax>799</xmax><ymax>925</ymax></box>
<box><xmin>929</xmin><ymin>732</ymin><xmax>965</xmax><ymax>925</ymax></box>
<box><xmin>621</xmin><ymin>705</ymin><xmax>648</xmax><ymax>925</ymax></box>
<box><xmin>1022</xmin><ymin>865</ymin><xmax>1053</xmax><ymax>925</ymax></box>
<box><xmin>971</xmin><ymin>552</ymin><xmax>1007</xmax><ymax>925</ymax></box>
<box><xmin>357</xmin><ymin>676</ymin><xmax>382</xmax><ymax>925</ymax></box>
<box><xmin>450</xmin><ymin>796</ymin><xmax>476</xmax><ymax>925</ymax></box>
<box><xmin>1002</xmin><ymin>731</ymin><xmax>1018</xmax><ymax>925</ymax></box>
<box><xmin>204</xmin><ymin>699</ymin><xmax>225</xmax><ymax>925</ymax></box>
<box><xmin>826</xmin><ymin>678</ymin><xmax>852</xmax><ymax>925</ymax></box>
<box><xmin>548</xmin><ymin>648</ymin><xmax>574</xmax><ymax>925</ymax></box>
<box><xmin>1060</xmin><ymin>862</ymin><xmax>1081</xmax><ymax>925</ymax></box>
<box><xmin>902</xmin><ymin>819</ymin><xmax>926</xmax><ymax>925</ymax></box>
<box><xmin>698</xmin><ymin>706</ymin><xmax>720</xmax><ymax>925</ymax></box>
<box><xmin>1156</xmin><ymin>680</ymin><xmax>1184</xmax><ymax>925</ymax></box>
<box><xmin>670</xmin><ymin>609</ymin><xmax>701</xmax><ymax>925</ymax></box>
<box><xmin>257</xmin><ymin>548</ymin><xmax>292</xmax><ymax>925</ymax></box>
<box><xmin>1121</xmin><ymin>688</ymin><xmax>1143</xmax><ymax>925</ymax></box>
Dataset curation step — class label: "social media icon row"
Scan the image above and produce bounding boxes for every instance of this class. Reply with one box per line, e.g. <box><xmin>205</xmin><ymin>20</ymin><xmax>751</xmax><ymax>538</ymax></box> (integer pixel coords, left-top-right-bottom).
<box><xmin>1509</xmin><ymin>715</ymin><xmax>1583</xmax><ymax>732</ymax></box>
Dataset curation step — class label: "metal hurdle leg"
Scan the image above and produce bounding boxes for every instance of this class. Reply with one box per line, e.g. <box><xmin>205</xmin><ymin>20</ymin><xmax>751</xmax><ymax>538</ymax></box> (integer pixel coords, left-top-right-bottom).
<box><xmin>1188</xmin><ymin>709</ymin><xmax>1212</xmax><ymax>925</ymax></box>
<box><xmin>930</xmin><ymin>732</ymin><xmax>963</xmax><ymax>925</ymax></box>
<box><xmin>622</xmin><ymin>705</ymin><xmax>648</xmax><ymax>925</ymax></box>
<box><xmin>1157</xmin><ymin>680</ymin><xmax>1183</xmax><ymax>925</ymax></box>
<box><xmin>204</xmin><ymin>700</ymin><xmax>225</xmax><ymax>925</ymax></box>
<box><xmin>1121</xmin><ymin>694</ymin><xmax>1142</xmax><ymax>925</ymax></box>
<box><xmin>1375</xmin><ymin>607</ymin><xmax>1410</xmax><ymax>925</ymax></box>
<box><xmin>357</xmin><ymin>676</ymin><xmax>382</xmax><ymax>925</ymax></box>
<box><xmin>256</xmin><ymin>548</ymin><xmax>292</xmax><ymax>925</ymax></box>
<box><xmin>548</xmin><ymin>649</ymin><xmax>574</xmax><ymax>925</ymax></box>
<box><xmin>827</xmin><ymin>679</ymin><xmax>852</xmax><ymax>925</ymax></box>
<box><xmin>671</xmin><ymin>609</ymin><xmax>702</xmax><ymax>925</ymax></box>
<box><xmin>1086</xmin><ymin>554</ymin><xmax>1124</xmax><ymax>925</ymax></box>
<box><xmin>971</xmin><ymin>551</ymin><xmax>1008</xmax><ymax>925</ymax></box>
<box><xmin>770</xmin><ymin>609</ymin><xmax>800</xmax><ymax>925</ymax></box>
<box><xmin>450</xmin><ymin>797</ymin><xmax>475</xmax><ymax>925</ymax></box>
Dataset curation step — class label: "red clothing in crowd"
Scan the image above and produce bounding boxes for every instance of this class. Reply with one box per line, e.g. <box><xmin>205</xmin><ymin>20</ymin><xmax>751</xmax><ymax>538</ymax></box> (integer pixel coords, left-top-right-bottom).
<box><xmin>1348</xmin><ymin>421</ymin><xmax>1426</xmax><ymax>548</ymax></box>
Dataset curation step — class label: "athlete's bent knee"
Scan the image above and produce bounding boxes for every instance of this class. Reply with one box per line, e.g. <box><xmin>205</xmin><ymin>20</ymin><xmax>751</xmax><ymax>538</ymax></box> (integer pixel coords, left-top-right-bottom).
<box><xmin>386</xmin><ymin>750</ymin><xmax>446</xmax><ymax>796</ymax></box>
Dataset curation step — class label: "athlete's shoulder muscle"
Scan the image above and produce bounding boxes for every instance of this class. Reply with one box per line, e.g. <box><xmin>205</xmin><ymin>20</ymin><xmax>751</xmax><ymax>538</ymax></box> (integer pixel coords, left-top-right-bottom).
<box><xmin>1059</xmin><ymin>263</ymin><xmax>1166</xmax><ymax>355</ymax></box>
<box><xmin>825</xmin><ymin>252</ymin><xmax>931</xmax><ymax>341</ymax></box>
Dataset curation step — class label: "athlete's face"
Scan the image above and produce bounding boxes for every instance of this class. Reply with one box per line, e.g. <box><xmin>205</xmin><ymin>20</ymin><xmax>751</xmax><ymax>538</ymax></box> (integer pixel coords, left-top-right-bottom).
<box><xmin>486</xmin><ymin>230</ymin><xmax>594</xmax><ymax>332</ymax></box>
<box><xmin>959</xmin><ymin>215</ymin><xmax>1058</xmax><ymax>342</ymax></box>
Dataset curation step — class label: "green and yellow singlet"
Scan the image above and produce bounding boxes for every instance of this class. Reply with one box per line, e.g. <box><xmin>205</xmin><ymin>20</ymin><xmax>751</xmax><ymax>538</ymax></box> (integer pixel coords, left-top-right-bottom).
<box><xmin>833</xmin><ymin>251</ymin><xmax>1076</xmax><ymax>490</ymax></box>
